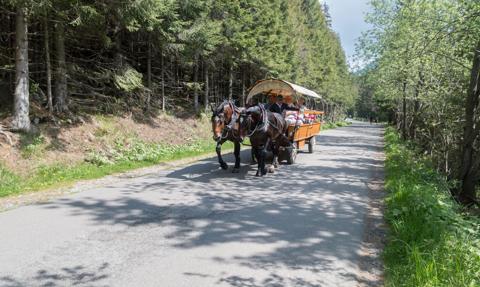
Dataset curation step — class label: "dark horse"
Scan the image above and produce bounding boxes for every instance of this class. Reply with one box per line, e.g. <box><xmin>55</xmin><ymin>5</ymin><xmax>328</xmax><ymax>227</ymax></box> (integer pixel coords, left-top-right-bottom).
<box><xmin>239</xmin><ymin>105</ymin><xmax>291</xmax><ymax>176</ymax></box>
<box><xmin>211</xmin><ymin>100</ymin><xmax>244</xmax><ymax>173</ymax></box>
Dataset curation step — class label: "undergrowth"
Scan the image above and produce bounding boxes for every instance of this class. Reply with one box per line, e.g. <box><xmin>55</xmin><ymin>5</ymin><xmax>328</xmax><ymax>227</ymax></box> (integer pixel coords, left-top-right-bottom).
<box><xmin>384</xmin><ymin>127</ymin><xmax>480</xmax><ymax>287</ymax></box>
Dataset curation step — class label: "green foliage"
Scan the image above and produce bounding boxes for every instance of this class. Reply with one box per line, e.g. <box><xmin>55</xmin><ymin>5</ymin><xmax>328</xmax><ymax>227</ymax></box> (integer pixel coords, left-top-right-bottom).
<box><xmin>114</xmin><ymin>66</ymin><xmax>144</xmax><ymax>92</ymax></box>
<box><xmin>384</xmin><ymin>127</ymin><xmax>480</xmax><ymax>287</ymax></box>
<box><xmin>19</xmin><ymin>133</ymin><xmax>46</xmax><ymax>158</ymax></box>
<box><xmin>86</xmin><ymin>137</ymin><xmax>219</xmax><ymax>166</ymax></box>
<box><xmin>356</xmin><ymin>0</ymin><xmax>480</xmax><ymax>176</ymax></box>
<box><xmin>0</xmin><ymin>164</ymin><xmax>21</xmax><ymax>196</ymax></box>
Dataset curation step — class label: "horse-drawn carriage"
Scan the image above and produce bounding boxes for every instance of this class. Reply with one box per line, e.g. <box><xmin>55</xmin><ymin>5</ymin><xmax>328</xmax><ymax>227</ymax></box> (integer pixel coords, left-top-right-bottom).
<box><xmin>246</xmin><ymin>79</ymin><xmax>324</xmax><ymax>164</ymax></box>
<box><xmin>211</xmin><ymin>78</ymin><xmax>324</xmax><ymax>176</ymax></box>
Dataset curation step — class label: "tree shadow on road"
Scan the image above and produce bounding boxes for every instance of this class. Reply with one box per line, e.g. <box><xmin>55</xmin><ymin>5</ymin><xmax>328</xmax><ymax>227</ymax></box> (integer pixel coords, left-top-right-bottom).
<box><xmin>0</xmin><ymin>263</ymin><xmax>109</xmax><ymax>287</ymax></box>
<box><xmin>4</xmin><ymin>124</ymin><xmax>385</xmax><ymax>287</ymax></box>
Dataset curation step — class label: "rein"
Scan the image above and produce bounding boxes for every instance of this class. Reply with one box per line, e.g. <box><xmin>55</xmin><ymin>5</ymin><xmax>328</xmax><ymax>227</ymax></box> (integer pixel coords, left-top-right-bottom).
<box><xmin>246</xmin><ymin>105</ymin><xmax>269</xmax><ymax>137</ymax></box>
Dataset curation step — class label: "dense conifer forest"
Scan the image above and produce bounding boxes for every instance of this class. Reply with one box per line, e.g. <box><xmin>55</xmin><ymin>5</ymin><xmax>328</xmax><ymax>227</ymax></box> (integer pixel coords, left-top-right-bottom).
<box><xmin>0</xmin><ymin>0</ymin><xmax>355</xmax><ymax>130</ymax></box>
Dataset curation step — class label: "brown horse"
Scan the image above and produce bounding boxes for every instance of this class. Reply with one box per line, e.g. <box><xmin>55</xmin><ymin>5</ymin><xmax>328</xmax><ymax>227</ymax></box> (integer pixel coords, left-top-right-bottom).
<box><xmin>211</xmin><ymin>100</ymin><xmax>244</xmax><ymax>173</ymax></box>
<box><xmin>239</xmin><ymin>105</ymin><xmax>291</xmax><ymax>176</ymax></box>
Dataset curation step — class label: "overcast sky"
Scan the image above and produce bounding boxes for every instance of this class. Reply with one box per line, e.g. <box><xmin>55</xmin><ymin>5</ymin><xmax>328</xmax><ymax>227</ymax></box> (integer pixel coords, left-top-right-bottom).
<box><xmin>322</xmin><ymin>0</ymin><xmax>371</xmax><ymax>67</ymax></box>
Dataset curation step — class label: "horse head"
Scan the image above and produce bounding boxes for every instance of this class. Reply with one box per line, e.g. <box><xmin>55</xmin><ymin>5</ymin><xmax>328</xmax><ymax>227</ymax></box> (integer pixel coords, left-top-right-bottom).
<box><xmin>239</xmin><ymin>105</ymin><xmax>264</xmax><ymax>138</ymax></box>
<box><xmin>211</xmin><ymin>101</ymin><xmax>236</xmax><ymax>141</ymax></box>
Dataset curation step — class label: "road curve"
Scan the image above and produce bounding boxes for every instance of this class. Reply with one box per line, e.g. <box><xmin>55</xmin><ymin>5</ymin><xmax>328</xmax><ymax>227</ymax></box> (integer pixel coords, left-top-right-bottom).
<box><xmin>0</xmin><ymin>121</ymin><xmax>384</xmax><ymax>287</ymax></box>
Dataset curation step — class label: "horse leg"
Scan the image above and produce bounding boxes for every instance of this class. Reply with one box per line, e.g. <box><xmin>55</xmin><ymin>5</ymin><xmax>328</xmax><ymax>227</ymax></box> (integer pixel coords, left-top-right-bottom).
<box><xmin>232</xmin><ymin>141</ymin><xmax>241</xmax><ymax>173</ymax></box>
<box><xmin>216</xmin><ymin>139</ymin><xmax>228</xmax><ymax>170</ymax></box>
<box><xmin>254</xmin><ymin>147</ymin><xmax>262</xmax><ymax>177</ymax></box>
<box><xmin>259</xmin><ymin>139</ymin><xmax>270</xmax><ymax>176</ymax></box>
<box><xmin>272</xmin><ymin>142</ymin><xmax>279</xmax><ymax>169</ymax></box>
<box><xmin>250</xmin><ymin>149</ymin><xmax>257</xmax><ymax>165</ymax></box>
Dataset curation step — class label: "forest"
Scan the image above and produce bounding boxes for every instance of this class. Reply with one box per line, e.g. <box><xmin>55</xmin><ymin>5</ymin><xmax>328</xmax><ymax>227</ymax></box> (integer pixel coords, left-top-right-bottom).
<box><xmin>0</xmin><ymin>0</ymin><xmax>355</xmax><ymax>129</ymax></box>
<box><xmin>0</xmin><ymin>1</ymin><xmax>480</xmax><ymax>286</ymax></box>
<box><xmin>356</xmin><ymin>0</ymin><xmax>480</xmax><ymax>206</ymax></box>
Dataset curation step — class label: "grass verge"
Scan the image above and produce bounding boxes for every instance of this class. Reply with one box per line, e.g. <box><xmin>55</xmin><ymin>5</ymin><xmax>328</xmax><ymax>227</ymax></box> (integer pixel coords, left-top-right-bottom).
<box><xmin>384</xmin><ymin>127</ymin><xmax>480</xmax><ymax>286</ymax></box>
<box><xmin>322</xmin><ymin>121</ymin><xmax>351</xmax><ymax>130</ymax></box>
<box><xmin>0</xmin><ymin>139</ymin><xmax>233</xmax><ymax>198</ymax></box>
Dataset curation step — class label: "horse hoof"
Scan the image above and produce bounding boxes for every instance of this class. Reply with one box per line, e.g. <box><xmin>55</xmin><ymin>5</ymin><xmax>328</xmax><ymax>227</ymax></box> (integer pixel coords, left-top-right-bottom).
<box><xmin>220</xmin><ymin>162</ymin><xmax>228</xmax><ymax>170</ymax></box>
<box><xmin>232</xmin><ymin>168</ymin><xmax>240</xmax><ymax>173</ymax></box>
<box><xmin>267</xmin><ymin>166</ymin><xmax>275</xmax><ymax>173</ymax></box>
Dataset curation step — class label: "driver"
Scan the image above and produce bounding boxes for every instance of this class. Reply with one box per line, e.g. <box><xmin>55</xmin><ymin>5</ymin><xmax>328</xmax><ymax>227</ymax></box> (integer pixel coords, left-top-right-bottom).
<box><xmin>269</xmin><ymin>95</ymin><xmax>298</xmax><ymax>114</ymax></box>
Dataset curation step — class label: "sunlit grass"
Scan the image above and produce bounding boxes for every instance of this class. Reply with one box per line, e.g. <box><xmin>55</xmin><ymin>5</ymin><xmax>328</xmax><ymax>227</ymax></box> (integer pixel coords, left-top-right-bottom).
<box><xmin>321</xmin><ymin>121</ymin><xmax>351</xmax><ymax>130</ymax></box>
<box><xmin>383</xmin><ymin>127</ymin><xmax>480</xmax><ymax>287</ymax></box>
<box><xmin>0</xmin><ymin>139</ymin><xmax>233</xmax><ymax>198</ymax></box>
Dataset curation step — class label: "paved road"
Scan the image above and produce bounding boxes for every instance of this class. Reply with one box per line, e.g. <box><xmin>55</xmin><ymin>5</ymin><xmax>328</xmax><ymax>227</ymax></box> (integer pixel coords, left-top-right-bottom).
<box><xmin>0</xmin><ymin>122</ymin><xmax>384</xmax><ymax>287</ymax></box>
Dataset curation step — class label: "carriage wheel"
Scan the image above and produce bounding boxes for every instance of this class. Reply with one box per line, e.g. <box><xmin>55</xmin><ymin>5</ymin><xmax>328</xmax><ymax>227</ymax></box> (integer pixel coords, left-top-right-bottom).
<box><xmin>286</xmin><ymin>146</ymin><xmax>297</xmax><ymax>165</ymax></box>
<box><xmin>308</xmin><ymin>137</ymin><xmax>316</xmax><ymax>153</ymax></box>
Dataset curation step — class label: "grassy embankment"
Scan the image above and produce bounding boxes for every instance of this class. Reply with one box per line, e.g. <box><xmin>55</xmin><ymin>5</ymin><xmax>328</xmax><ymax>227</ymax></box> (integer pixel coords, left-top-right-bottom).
<box><xmin>0</xmin><ymin>114</ymin><xmax>233</xmax><ymax>198</ymax></box>
<box><xmin>0</xmin><ymin>140</ymin><xmax>229</xmax><ymax>198</ymax></box>
<box><xmin>384</xmin><ymin>127</ymin><xmax>480</xmax><ymax>286</ymax></box>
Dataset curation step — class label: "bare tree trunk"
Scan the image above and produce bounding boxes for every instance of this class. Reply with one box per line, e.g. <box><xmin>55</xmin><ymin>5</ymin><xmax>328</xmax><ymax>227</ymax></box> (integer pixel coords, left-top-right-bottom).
<box><xmin>241</xmin><ymin>68</ymin><xmax>246</xmax><ymax>106</ymax></box>
<box><xmin>211</xmin><ymin>72</ymin><xmax>218</xmax><ymax>105</ymax></box>
<box><xmin>161</xmin><ymin>47</ymin><xmax>165</xmax><ymax>112</ymax></box>
<box><xmin>402</xmin><ymin>81</ymin><xmax>407</xmax><ymax>140</ymax></box>
<box><xmin>332</xmin><ymin>104</ymin><xmax>336</xmax><ymax>122</ymax></box>
<box><xmin>113</xmin><ymin>10</ymin><xmax>122</xmax><ymax>68</ymax></box>
<box><xmin>204</xmin><ymin>63</ymin><xmax>209</xmax><ymax>112</ymax></box>
<box><xmin>410</xmin><ymin>71</ymin><xmax>424</xmax><ymax>140</ymax></box>
<box><xmin>457</xmin><ymin>43</ymin><xmax>480</xmax><ymax>205</ymax></box>
<box><xmin>43</xmin><ymin>15</ymin><xmax>53</xmax><ymax>114</ymax></box>
<box><xmin>54</xmin><ymin>21</ymin><xmax>68</xmax><ymax>113</ymax></box>
<box><xmin>228</xmin><ymin>64</ymin><xmax>233</xmax><ymax>101</ymax></box>
<box><xmin>146</xmin><ymin>34</ymin><xmax>152</xmax><ymax>111</ymax></box>
<box><xmin>193</xmin><ymin>54</ymin><xmax>199</xmax><ymax>113</ymax></box>
<box><xmin>12</xmin><ymin>6</ymin><xmax>30</xmax><ymax>132</ymax></box>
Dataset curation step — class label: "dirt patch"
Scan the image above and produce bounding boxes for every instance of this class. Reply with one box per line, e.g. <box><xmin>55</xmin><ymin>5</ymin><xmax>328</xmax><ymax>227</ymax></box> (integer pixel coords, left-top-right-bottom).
<box><xmin>114</xmin><ymin>113</ymin><xmax>211</xmax><ymax>145</ymax></box>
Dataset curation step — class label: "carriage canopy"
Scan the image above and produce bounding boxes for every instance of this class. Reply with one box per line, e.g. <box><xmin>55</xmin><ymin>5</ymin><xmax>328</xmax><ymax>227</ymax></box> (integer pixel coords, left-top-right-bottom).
<box><xmin>246</xmin><ymin>79</ymin><xmax>321</xmax><ymax>103</ymax></box>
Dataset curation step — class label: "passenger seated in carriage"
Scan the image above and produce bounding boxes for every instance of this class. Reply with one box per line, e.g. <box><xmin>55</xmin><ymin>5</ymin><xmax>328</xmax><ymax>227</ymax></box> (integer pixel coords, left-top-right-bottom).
<box><xmin>269</xmin><ymin>95</ymin><xmax>298</xmax><ymax>114</ymax></box>
<box><xmin>283</xmin><ymin>97</ymin><xmax>319</xmax><ymax>125</ymax></box>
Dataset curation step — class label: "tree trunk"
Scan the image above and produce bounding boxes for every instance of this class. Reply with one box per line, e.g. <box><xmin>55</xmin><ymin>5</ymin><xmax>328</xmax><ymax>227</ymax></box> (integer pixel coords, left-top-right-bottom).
<box><xmin>228</xmin><ymin>64</ymin><xmax>233</xmax><ymax>101</ymax></box>
<box><xmin>43</xmin><ymin>15</ymin><xmax>53</xmax><ymax>114</ymax></box>
<box><xmin>241</xmin><ymin>68</ymin><xmax>246</xmax><ymax>106</ymax></box>
<box><xmin>161</xmin><ymin>47</ymin><xmax>165</xmax><ymax>112</ymax></box>
<box><xmin>457</xmin><ymin>43</ymin><xmax>480</xmax><ymax>205</ymax></box>
<box><xmin>332</xmin><ymin>104</ymin><xmax>336</xmax><ymax>122</ymax></box>
<box><xmin>113</xmin><ymin>11</ymin><xmax>122</xmax><ymax>68</ymax></box>
<box><xmin>12</xmin><ymin>6</ymin><xmax>30</xmax><ymax>132</ymax></box>
<box><xmin>402</xmin><ymin>81</ymin><xmax>407</xmax><ymax>140</ymax></box>
<box><xmin>146</xmin><ymin>35</ymin><xmax>152</xmax><ymax>111</ymax></box>
<box><xmin>54</xmin><ymin>21</ymin><xmax>68</xmax><ymax>113</ymax></box>
<box><xmin>204</xmin><ymin>63</ymin><xmax>209</xmax><ymax>112</ymax></box>
<box><xmin>193</xmin><ymin>54</ymin><xmax>199</xmax><ymax>113</ymax></box>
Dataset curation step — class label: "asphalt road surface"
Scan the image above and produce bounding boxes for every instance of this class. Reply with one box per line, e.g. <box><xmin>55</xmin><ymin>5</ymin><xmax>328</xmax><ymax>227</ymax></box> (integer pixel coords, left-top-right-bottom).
<box><xmin>0</xmin><ymin>121</ymin><xmax>385</xmax><ymax>287</ymax></box>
